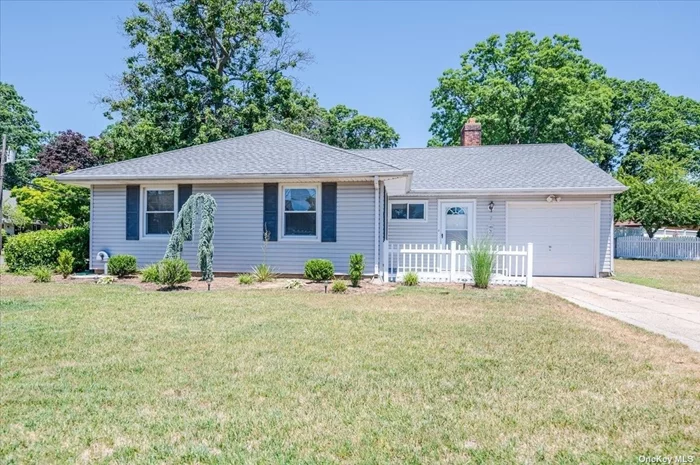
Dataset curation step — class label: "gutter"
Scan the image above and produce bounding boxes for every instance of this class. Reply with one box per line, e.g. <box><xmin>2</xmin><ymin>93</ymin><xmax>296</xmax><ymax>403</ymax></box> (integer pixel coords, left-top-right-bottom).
<box><xmin>403</xmin><ymin>186</ymin><xmax>628</xmax><ymax>196</ymax></box>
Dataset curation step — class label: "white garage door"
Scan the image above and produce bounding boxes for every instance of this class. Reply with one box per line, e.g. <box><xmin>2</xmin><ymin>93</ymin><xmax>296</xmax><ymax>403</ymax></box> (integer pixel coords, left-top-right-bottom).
<box><xmin>507</xmin><ymin>203</ymin><xmax>597</xmax><ymax>277</ymax></box>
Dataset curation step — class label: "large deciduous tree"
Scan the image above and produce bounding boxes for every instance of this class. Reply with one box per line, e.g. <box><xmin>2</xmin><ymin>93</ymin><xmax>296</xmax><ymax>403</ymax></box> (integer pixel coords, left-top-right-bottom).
<box><xmin>93</xmin><ymin>0</ymin><xmax>399</xmax><ymax>161</ymax></box>
<box><xmin>11</xmin><ymin>178</ymin><xmax>90</xmax><ymax>229</ymax></box>
<box><xmin>320</xmin><ymin>105</ymin><xmax>399</xmax><ymax>149</ymax></box>
<box><xmin>615</xmin><ymin>157</ymin><xmax>700</xmax><ymax>238</ymax></box>
<box><xmin>429</xmin><ymin>32</ymin><xmax>700</xmax><ymax>176</ymax></box>
<box><xmin>34</xmin><ymin>130</ymin><xmax>99</xmax><ymax>176</ymax></box>
<box><xmin>429</xmin><ymin>32</ymin><xmax>613</xmax><ymax>165</ymax></box>
<box><xmin>0</xmin><ymin>83</ymin><xmax>43</xmax><ymax>188</ymax></box>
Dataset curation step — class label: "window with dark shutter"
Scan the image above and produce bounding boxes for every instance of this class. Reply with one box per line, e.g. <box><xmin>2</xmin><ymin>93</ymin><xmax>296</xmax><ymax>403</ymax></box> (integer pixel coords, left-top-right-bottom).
<box><xmin>263</xmin><ymin>183</ymin><xmax>278</xmax><ymax>241</ymax></box>
<box><xmin>126</xmin><ymin>185</ymin><xmax>140</xmax><ymax>240</ymax></box>
<box><xmin>321</xmin><ymin>182</ymin><xmax>337</xmax><ymax>242</ymax></box>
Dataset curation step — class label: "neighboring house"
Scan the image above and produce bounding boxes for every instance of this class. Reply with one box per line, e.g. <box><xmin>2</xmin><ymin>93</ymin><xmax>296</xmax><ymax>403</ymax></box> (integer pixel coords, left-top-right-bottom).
<box><xmin>615</xmin><ymin>221</ymin><xmax>699</xmax><ymax>238</ymax></box>
<box><xmin>55</xmin><ymin>121</ymin><xmax>626</xmax><ymax>277</ymax></box>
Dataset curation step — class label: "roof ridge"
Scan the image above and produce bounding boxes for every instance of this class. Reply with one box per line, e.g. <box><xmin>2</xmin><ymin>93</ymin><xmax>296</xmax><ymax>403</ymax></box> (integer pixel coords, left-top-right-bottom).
<box><xmin>353</xmin><ymin>142</ymin><xmax>571</xmax><ymax>152</ymax></box>
<box><xmin>268</xmin><ymin>129</ymin><xmax>404</xmax><ymax>171</ymax></box>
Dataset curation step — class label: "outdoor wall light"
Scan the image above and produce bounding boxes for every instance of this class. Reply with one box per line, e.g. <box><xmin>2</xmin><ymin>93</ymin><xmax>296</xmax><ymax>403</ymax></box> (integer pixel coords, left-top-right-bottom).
<box><xmin>488</xmin><ymin>201</ymin><xmax>495</xmax><ymax>212</ymax></box>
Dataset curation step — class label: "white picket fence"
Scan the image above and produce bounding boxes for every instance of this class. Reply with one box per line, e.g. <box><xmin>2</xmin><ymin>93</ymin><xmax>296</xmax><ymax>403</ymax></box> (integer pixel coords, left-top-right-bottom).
<box><xmin>382</xmin><ymin>241</ymin><xmax>533</xmax><ymax>287</ymax></box>
<box><xmin>616</xmin><ymin>236</ymin><xmax>700</xmax><ymax>261</ymax></box>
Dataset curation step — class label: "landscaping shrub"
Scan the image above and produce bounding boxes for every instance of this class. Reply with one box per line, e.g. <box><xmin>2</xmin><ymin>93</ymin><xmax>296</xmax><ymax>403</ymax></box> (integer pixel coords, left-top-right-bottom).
<box><xmin>304</xmin><ymin>259</ymin><xmax>334</xmax><ymax>282</ymax></box>
<box><xmin>107</xmin><ymin>254</ymin><xmax>138</xmax><ymax>278</ymax></box>
<box><xmin>97</xmin><ymin>276</ymin><xmax>117</xmax><ymax>285</ymax></box>
<box><xmin>4</xmin><ymin>227</ymin><xmax>88</xmax><ymax>272</ymax></box>
<box><xmin>402</xmin><ymin>271</ymin><xmax>419</xmax><ymax>286</ymax></box>
<box><xmin>285</xmin><ymin>279</ymin><xmax>302</xmax><ymax>289</ymax></box>
<box><xmin>348</xmin><ymin>253</ymin><xmax>365</xmax><ymax>287</ymax></box>
<box><xmin>56</xmin><ymin>249</ymin><xmax>74</xmax><ymax>279</ymax></box>
<box><xmin>469</xmin><ymin>238</ymin><xmax>496</xmax><ymax>289</ymax></box>
<box><xmin>252</xmin><ymin>264</ymin><xmax>276</xmax><ymax>282</ymax></box>
<box><xmin>331</xmin><ymin>279</ymin><xmax>348</xmax><ymax>293</ymax></box>
<box><xmin>31</xmin><ymin>266</ymin><xmax>53</xmax><ymax>283</ymax></box>
<box><xmin>140</xmin><ymin>264</ymin><xmax>160</xmax><ymax>283</ymax></box>
<box><xmin>238</xmin><ymin>274</ymin><xmax>253</xmax><ymax>285</ymax></box>
<box><xmin>158</xmin><ymin>258</ymin><xmax>191</xmax><ymax>288</ymax></box>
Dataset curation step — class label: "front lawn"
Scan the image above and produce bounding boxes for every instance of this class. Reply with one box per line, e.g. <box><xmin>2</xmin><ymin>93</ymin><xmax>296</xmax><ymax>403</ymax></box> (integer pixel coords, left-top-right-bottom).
<box><xmin>2</xmin><ymin>281</ymin><xmax>699</xmax><ymax>463</ymax></box>
<box><xmin>614</xmin><ymin>258</ymin><xmax>700</xmax><ymax>297</ymax></box>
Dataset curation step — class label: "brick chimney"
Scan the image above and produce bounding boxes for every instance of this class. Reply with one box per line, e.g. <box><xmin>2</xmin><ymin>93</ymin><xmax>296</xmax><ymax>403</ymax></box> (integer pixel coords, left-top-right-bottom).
<box><xmin>460</xmin><ymin>118</ymin><xmax>481</xmax><ymax>146</ymax></box>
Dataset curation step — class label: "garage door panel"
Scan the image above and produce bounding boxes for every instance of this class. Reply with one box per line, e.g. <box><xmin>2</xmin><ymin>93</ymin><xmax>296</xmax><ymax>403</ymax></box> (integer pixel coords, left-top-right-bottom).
<box><xmin>507</xmin><ymin>203</ymin><xmax>596</xmax><ymax>277</ymax></box>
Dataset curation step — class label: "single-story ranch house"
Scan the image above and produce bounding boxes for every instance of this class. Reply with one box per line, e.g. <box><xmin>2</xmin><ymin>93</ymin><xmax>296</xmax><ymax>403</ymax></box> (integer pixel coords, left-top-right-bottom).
<box><xmin>55</xmin><ymin>120</ymin><xmax>626</xmax><ymax>278</ymax></box>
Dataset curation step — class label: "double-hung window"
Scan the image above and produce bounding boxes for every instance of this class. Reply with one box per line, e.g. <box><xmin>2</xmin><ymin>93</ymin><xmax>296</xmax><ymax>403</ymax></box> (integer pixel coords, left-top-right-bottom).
<box><xmin>281</xmin><ymin>185</ymin><xmax>318</xmax><ymax>239</ymax></box>
<box><xmin>144</xmin><ymin>188</ymin><xmax>176</xmax><ymax>235</ymax></box>
<box><xmin>390</xmin><ymin>201</ymin><xmax>426</xmax><ymax>221</ymax></box>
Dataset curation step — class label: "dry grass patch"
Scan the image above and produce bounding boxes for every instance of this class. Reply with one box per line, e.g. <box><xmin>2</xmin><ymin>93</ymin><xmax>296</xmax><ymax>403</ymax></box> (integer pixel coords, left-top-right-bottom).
<box><xmin>1</xmin><ymin>283</ymin><xmax>699</xmax><ymax>464</ymax></box>
<box><xmin>614</xmin><ymin>258</ymin><xmax>700</xmax><ymax>297</ymax></box>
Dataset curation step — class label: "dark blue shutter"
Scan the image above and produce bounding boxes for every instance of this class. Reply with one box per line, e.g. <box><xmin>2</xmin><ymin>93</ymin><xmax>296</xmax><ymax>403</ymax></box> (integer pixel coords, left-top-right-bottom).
<box><xmin>126</xmin><ymin>185</ymin><xmax>140</xmax><ymax>240</ymax></box>
<box><xmin>178</xmin><ymin>184</ymin><xmax>193</xmax><ymax>241</ymax></box>
<box><xmin>321</xmin><ymin>182</ymin><xmax>337</xmax><ymax>242</ymax></box>
<box><xmin>263</xmin><ymin>183</ymin><xmax>278</xmax><ymax>241</ymax></box>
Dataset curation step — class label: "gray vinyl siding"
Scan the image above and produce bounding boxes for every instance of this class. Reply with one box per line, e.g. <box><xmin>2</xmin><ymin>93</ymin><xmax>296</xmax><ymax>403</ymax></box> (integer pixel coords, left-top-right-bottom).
<box><xmin>91</xmin><ymin>183</ymin><xmax>375</xmax><ymax>274</ymax></box>
<box><xmin>385</xmin><ymin>194</ymin><xmax>614</xmax><ymax>276</ymax></box>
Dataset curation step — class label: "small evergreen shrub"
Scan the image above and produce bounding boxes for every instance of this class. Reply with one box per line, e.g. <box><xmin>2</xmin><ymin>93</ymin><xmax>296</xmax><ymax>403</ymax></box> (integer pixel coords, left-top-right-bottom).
<box><xmin>158</xmin><ymin>258</ymin><xmax>191</xmax><ymax>288</ymax></box>
<box><xmin>107</xmin><ymin>254</ymin><xmax>138</xmax><ymax>278</ymax></box>
<box><xmin>348</xmin><ymin>253</ymin><xmax>365</xmax><ymax>287</ymax></box>
<box><xmin>402</xmin><ymin>271</ymin><xmax>419</xmax><ymax>286</ymax></box>
<box><xmin>304</xmin><ymin>259</ymin><xmax>334</xmax><ymax>282</ymax></box>
<box><xmin>238</xmin><ymin>274</ymin><xmax>254</xmax><ymax>285</ymax></box>
<box><xmin>285</xmin><ymin>279</ymin><xmax>303</xmax><ymax>289</ymax></box>
<box><xmin>31</xmin><ymin>266</ymin><xmax>53</xmax><ymax>283</ymax></box>
<box><xmin>252</xmin><ymin>264</ymin><xmax>276</xmax><ymax>282</ymax></box>
<box><xmin>140</xmin><ymin>264</ymin><xmax>160</xmax><ymax>283</ymax></box>
<box><xmin>469</xmin><ymin>238</ymin><xmax>496</xmax><ymax>289</ymax></box>
<box><xmin>4</xmin><ymin>227</ymin><xmax>88</xmax><ymax>272</ymax></box>
<box><xmin>56</xmin><ymin>249</ymin><xmax>74</xmax><ymax>279</ymax></box>
<box><xmin>331</xmin><ymin>279</ymin><xmax>348</xmax><ymax>293</ymax></box>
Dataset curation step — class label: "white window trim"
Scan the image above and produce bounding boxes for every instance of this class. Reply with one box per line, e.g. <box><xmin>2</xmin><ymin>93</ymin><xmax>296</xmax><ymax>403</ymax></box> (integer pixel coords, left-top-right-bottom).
<box><xmin>278</xmin><ymin>183</ymin><xmax>321</xmax><ymax>242</ymax></box>
<box><xmin>141</xmin><ymin>186</ymin><xmax>178</xmax><ymax>238</ymax></box>
<box><xmin>388</xmin><ymin>200</ymin><xmax>428</xmax><ymax>222</ymax></box>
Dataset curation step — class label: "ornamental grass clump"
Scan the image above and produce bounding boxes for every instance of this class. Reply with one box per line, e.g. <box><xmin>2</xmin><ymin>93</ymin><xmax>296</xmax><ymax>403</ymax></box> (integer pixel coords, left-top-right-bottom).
<box><xmin>470</xmin><ymin>237</ymin><xmax>496</xmax><ymax>289</ymax></box>
<box><xmin>158</xmin><ymin>258</ymin><xmax>191</xmax><ymax>288</ymax></box>
<box><xmin>140</xmin><ymin>264</ymin><xmax>160</xmax><ymax>283</ymax></box>
<box><xmin>331</xmin><ymin>279</ymin><xmax>348</xmax><ymax>293</ymax></box>
<box><xmin>252</xmin><ymin>264</ymin><xmax>276</xmax><ymax>282</ymax></box>
<box><xmin>238</xmin><ymin>274</ymin><xmax>254</xmax><ymax>285</ymax></box>
<box><xmin>31</xmin><ymin>266</ymin><xmax>53</xmax><ymax>283</ymax></box>
<box><xmin>402</xmin><ymin>271</ymin><xmax>419</xmax><ymax>286</ymax></box>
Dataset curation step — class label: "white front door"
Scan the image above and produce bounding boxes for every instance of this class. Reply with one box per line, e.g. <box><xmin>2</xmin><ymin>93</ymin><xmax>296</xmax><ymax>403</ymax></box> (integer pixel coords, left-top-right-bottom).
<box><xmin>439</xmin><ymin>202</ymin><xmax>473</xmax><ymax>247</ymax></box>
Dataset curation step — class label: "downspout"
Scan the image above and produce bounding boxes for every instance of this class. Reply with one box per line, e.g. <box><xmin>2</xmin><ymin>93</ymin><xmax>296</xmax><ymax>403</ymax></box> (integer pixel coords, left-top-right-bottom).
<box><xmin>374</xmin><ymin>175</ymin><xmax>379</xmax><ymax>276</ymax></box>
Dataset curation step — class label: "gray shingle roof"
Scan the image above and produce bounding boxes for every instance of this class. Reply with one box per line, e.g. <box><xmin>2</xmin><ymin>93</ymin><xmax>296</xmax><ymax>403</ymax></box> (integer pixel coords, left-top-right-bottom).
<box><xmin>56</xmin><ymin>130</ymin><xmax>405</xmax><ymax>181</ymax></box>
<box><xmin>56</xmin><ymin>129</ymin><xmax>623</xmax><ymax>192</ymax></box>
<box><xmin>352</xmin><ymin>144</ymin><xmax>624</xmax><ymax>191</ymax></box>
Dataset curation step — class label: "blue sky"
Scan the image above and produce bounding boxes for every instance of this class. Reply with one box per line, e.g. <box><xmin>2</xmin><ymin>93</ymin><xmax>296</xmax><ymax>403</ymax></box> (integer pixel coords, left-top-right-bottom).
<box><xmin>1</xmin><ymin>1</ymin><xmax>698</xmax><ymax>148</ymax></box>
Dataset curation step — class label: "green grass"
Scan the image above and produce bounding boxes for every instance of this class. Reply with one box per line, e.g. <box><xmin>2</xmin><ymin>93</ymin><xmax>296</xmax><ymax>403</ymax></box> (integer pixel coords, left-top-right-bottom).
<box><xmin>614</xmin><ymin>259</ymin><xmax>700</xmax><ymax>297</ymax></box>
<box><xmin>1</xmin><ymin>282</ymin><xmax>699</xmax><ymax>464</ymax></box>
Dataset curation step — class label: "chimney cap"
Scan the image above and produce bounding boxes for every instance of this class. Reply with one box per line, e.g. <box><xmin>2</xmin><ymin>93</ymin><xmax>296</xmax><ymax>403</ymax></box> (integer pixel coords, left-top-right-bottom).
<box><xmin>468</xmin><ymin>117</ymin><xmax>477</xmax><ymax>124</ymax></box>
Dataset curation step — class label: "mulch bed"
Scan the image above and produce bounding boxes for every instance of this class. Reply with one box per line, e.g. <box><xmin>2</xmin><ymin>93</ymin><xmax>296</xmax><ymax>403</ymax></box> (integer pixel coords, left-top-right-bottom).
<box><xmin>1</xmin><ymin>273</ymin><xmax>396</xmax><ymax>294</ymax></box>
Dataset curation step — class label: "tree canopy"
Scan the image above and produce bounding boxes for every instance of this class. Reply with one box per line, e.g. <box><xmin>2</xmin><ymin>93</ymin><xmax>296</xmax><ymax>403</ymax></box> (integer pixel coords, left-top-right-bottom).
<box><xmin>615</xmin><ymin>156</ymin><xmax>700</xmax><ymax>237</ymax></box>
<box><xmin>0</xmin><ymin>82</ymin><xmax>43</xmax><ymax>188</ymax></box>
<box><xmin>34</xmin><ymin>130</ymin><xmax>99</xmax><ymax>176</ymax></box>
<box><xmin>92</xmin><ymin>0</ymin><xmax>398</xmax><ymax>162</ymax></box>
<box><xmin>11</xmin><ymin>178</ymin><xmax>90</xmax><ymax>229</ymax></box>
<box><xmin>429</xmin><ymin>32</ymin><xmax>700</xmax><ymax>176</ymax></box>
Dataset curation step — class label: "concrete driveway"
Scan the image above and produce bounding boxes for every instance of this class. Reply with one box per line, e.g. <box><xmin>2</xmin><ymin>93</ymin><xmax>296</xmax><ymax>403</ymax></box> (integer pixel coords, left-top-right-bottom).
<box><xmin>535</xmin><ymin>277</ymin><xmax>700</xmax><ymax>352</ymax></box>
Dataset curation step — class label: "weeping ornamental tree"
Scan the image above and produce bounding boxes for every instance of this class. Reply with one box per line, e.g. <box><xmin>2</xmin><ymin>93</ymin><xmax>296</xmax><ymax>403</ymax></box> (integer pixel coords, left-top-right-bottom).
<box><xmin>164</xmin><ymin>193</ymin><xmax>217</xmax><ymax>282</ymax></box>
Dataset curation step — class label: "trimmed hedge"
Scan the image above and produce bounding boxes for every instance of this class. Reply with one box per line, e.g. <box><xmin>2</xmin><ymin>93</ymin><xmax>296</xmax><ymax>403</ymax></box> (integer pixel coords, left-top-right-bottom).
<box><xmin>4</xmin><ymin>227</ymin><xmax>89</xmax><ymax>272</ymax></box>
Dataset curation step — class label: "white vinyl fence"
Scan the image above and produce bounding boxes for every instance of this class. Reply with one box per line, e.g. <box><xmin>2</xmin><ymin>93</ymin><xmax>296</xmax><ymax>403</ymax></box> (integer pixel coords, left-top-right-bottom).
<box><xmin>616</xmin><ymin>236</ymin><xmax>700</xmax><ymax>261</ymax></box>
<box><xmin>383</xmin><ymin>241</ymin><xmax>533</xmax><ymax>287</ymax></box>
